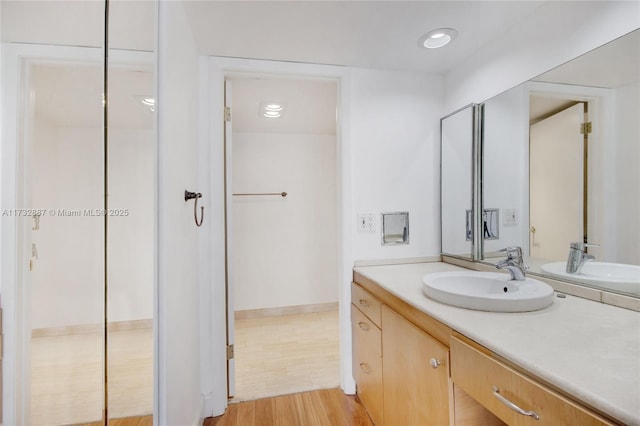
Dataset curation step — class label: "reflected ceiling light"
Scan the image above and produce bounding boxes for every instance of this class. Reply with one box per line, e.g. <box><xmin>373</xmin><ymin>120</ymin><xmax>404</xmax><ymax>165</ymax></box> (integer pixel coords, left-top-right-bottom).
<box><xmin>260</xmin><ymin>101</ymin><xmax>286</xmax><ymax>119</ymax></box>
<box><xmin>418</xmin><ymin>28</ymin><xmax>458</xmax><ymax>49</ymax></box>
<box><xmin>134</xmin><ymin>95</ymin><xmax>155</xmax><ymax>112</ymax></box>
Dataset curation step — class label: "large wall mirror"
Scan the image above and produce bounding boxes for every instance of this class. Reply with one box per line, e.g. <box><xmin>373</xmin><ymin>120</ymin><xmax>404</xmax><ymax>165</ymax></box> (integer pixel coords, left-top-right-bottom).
<box><xmin>480</xmin><ymin>29</ymin><xmax>639</xmax><ymax>298</ymax></box>
<box><xmin>441</xmin><ymin>104</ymin><xmax>482</xmax><ymax>260</ymax></box>
<box><xmin>1</xmin><ymin>1</ymin><xmax>156</xmax><ymax>424</ymax></box>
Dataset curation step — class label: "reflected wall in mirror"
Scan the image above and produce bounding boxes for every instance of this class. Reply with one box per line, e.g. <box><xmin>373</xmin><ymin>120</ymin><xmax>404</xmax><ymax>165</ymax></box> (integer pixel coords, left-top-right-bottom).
<box><xmin>441</xmin><ymin>104</ymin><xmax>477</xmax><ymax>259</ymax></box>
<box><xmin>481</xmin><ymin>29</ymin><xmax>640</xmax><ymax>298</ymax></box>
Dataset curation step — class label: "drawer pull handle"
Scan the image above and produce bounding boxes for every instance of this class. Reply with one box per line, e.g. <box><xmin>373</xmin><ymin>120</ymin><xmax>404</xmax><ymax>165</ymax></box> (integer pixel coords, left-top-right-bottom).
<box><xmin>358</xmin><ymin>299</ymin><xmax>370</xmax><ymax>308</ymax></box>
<box><xmin>358</xmin><ymin>322</ymin><xmax>370</xmax><ymax>331</ymax></box>
<box><xmin>492</xmin><ymin>386</ymin><xmax>540</xmax><ymax>420</ymax></box>
<box><xmin>359</xmin><ymin>363</ymin><xmax>371</xmax><ymax>375</ymax></box>
<box><xmin>430</xmin><ymin>358</ymin><xmax>441</xmax><ymax>369</ymax></box>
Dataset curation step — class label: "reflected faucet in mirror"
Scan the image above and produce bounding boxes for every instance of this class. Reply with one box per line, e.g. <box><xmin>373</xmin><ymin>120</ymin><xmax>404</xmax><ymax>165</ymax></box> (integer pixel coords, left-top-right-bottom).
<box><xmin>496</xmin><ymin>246</ymin><xmax>528</xmax><ymax>281</ymax></box>
<box><xmin>566</xmin><ymin>242</ymin><xmax>597</xmax><ymax>274</ymax></box>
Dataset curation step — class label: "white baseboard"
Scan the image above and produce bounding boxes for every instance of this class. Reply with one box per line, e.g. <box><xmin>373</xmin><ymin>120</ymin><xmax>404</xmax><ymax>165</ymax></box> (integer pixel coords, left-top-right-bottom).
<box><xmin>235</xmin><ymin>302</ymin><xmax>338</xmax><ymax>320</ymax></box>
<box><xmin>31</xmin><ymin>319</ymin><xmax>153</xmax><ymax>337</ymax></box>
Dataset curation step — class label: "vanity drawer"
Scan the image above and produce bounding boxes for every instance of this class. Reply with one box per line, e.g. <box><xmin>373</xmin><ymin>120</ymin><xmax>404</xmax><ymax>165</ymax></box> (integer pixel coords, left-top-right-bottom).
<box><xmin>351</xmin><ymin>282</ymin><xmax>382</xmax><ymax>327</ymax></box>
<box><xmin>351</xmin><ymin>304</ymin><xmax>383</xmax><ymax>426</ymax></box>
<box><xmin>450</xmin><ymin>337</ymin><xmax>614</xmax><ymax>426</ymax></box>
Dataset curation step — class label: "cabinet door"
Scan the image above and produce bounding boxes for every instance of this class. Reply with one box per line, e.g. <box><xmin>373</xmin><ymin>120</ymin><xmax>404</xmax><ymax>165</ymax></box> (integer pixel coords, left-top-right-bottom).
<box><xmin>382</xmin><ymin>305</ymin><xmax>450</xmax><ymax>426</ymax></box>
<box><xmin>352</xmin><ymin>305</ymin><xmax>383</xmax><ymax>426</ymax></box>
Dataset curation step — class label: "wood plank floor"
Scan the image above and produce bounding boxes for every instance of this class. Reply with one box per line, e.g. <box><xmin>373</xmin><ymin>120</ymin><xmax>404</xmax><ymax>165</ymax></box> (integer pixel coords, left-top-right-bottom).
<box><xmin>77</xmin><ymin>415</ymin><xmax>153</xmax><ymax>426</ymax></box>
<box><xmin>205</xmin><ymin>388</ymin><xmax>374</xmax><ymax>426</ymax></box>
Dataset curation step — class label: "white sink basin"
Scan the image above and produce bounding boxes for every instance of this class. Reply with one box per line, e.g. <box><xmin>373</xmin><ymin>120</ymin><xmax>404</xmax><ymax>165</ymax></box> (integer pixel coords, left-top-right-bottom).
<box><xmin>541</xmin><ymin>262</ymin><xmax>640</xmax><ymax>295</ymax></box>
<box><xmin>422</xmin><ymin>271</ymin><xmax>554</xmax><ymax>312</ymax></box>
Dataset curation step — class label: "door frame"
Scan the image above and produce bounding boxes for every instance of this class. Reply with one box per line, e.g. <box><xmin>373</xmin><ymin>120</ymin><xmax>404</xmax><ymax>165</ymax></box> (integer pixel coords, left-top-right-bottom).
<box><xmin>203</xmin><ymin>57</ymin><xmax>353</xmax><ymax>416</ymax></box>
<box><xmin>0</xmin><ymin>43</ymin><xmax>157</xmax><ymax>425</ymax></box>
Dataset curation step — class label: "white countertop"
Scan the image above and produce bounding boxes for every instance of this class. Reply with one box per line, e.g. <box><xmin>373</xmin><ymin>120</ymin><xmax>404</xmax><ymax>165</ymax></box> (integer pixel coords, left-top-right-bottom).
<box><xmin>354</xmin><ymin>262</ymin><xmax>640</xmax><ymax>425</ymax></box>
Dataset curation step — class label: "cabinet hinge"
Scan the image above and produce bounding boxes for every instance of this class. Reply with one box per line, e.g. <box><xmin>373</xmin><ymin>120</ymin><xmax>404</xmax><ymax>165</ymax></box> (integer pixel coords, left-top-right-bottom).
<box><xmin>224</xmin><ymin>106</ymin><xmax>232</xmax><ymax>122</ymax></box>
<box><xmin>226</xmin><ymin>344</ymin><xmax>234</xmax><ymax>360</ymax></box>
<box><xmin>580</xmin><ymin>122</ymin><xmax>592</xmax><ymax>135</ymax></box>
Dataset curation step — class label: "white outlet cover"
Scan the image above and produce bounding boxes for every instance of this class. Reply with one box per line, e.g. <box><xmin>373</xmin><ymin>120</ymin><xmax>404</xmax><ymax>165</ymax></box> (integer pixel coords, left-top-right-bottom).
<box><xmin>357</xmin><ymin>213</ymin><xmax>376</xmax><ymax>233</ymax></box>
<box><xmin>503</xmin><ymin>209</ymin><xmax>519</xmax><ymax>226</ymax></box>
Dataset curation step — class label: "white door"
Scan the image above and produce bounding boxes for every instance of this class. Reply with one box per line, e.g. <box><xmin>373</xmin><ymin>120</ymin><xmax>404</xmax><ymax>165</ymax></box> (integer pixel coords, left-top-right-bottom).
<box><xmin>530</xmin><ymin>102</ymin><xmax>585</xmax><ymax>261</ymax></box>
<box><xmin>224</xmin><ymin>79</ymin><xmax>236</xmax><ymax>398</ymax></box>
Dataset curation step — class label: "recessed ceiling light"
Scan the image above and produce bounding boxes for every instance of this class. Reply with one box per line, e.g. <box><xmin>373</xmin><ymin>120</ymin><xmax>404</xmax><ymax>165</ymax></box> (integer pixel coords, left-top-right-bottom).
<box><xmin>134</xmin><ymin>95</ymin><xmax>155</xmax><ymax>111</ymax></box>
<box><xmin>418</xmin><ymin>28</ymin><xmax>458</xmax><ymax>49</ymax></box>
<box><xmin>264</xmin><ymin>110</ymin><xmax>281</xmax><ymax>118</ymax></box>
<box><xmin>260</xmin><ymin>101</ymin><xmax>286</xmax><ymax>119</ymax></box>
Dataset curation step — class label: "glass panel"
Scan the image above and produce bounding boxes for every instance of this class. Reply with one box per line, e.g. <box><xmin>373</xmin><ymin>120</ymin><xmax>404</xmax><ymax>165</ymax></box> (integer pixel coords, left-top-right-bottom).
<box><xmin>106</xmin><ymin>1</ymin><xmax>156</xmax><ymax>423</ymax></box>
<box><xmin>481</xmin><ymin>30</ymin><xmax>640</xmax><ymax>298</ymax></box>
<box><xmin>482</xmin><ymin>85</ymin><xmax>528</xmax><ymax>259</ymax></box>
<box><xmin>28</xmin><ymin>60</ymin><xmax>105</xmax><ymax>426</ymax></box>
<box><xmin>441</xmin><ymin>106</ymin><xmax>474</xmax><ymax>258</ymax></box>
<box><xmin>0</xmin><ymin>0</ymin><xmax>107</xmax><ymax>424</ymax></box>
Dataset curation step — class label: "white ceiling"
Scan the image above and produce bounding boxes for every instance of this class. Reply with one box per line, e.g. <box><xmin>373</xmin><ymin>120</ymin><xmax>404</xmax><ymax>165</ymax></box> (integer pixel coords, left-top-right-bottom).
<box><xmin>231</xmin><ymin>77</ymin><xmax>337</xmax><ymax>134</ymax></box>
<box><xmin>183</xmin><ymin>1</ymin><xmax>545</xmax><ymax>73</ymax></box>
<box><xmin>11</xmin><ymin>2</ymin><xmax>638</xmax><ymax>134</ymax></box>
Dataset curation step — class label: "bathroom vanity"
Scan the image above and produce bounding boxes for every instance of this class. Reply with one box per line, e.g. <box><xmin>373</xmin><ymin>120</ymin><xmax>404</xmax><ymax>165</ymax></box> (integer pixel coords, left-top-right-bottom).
<box><xmin>351</xmin><ymin>262</ymin><xmax>640</xmax><ymax>426</ymax></box>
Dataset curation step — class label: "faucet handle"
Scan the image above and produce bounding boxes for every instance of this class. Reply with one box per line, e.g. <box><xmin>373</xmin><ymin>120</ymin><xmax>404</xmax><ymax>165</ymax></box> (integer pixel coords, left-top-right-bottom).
<box><xmin>498</xmin><ymin>246</ymin><xmax>523</xmax><ymax>259</ymax></box>
<box><xmin>569</xmin><ymin>242</ymin><xmax>599</xmax><ymax>251</ymax></box>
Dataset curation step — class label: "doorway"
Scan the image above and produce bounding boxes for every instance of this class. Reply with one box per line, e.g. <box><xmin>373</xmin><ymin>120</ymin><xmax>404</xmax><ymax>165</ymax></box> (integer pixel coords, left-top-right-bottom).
<box><xmin>529</xmin><ymin>96</ymin><xmax>593</xmax><ymax>261</ymax></box>
<box><xmin>224</xmin><ymin>75</ymin><xmax>341</xmax><ymax>401</ymax></box>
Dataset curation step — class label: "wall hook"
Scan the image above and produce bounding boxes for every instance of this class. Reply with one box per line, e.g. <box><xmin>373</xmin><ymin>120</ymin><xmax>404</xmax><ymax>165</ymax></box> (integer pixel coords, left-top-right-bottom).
<box><xmin>185</xmin><ymin>190</ymin><xmax>204</xmax><ymax>227</ymax></box>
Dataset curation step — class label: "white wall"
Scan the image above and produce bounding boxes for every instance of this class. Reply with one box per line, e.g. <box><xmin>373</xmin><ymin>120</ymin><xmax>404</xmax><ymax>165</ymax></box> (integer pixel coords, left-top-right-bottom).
<box><xmin>444</xmin><ymin>1</ymin><xmax>640</xmax><ymax>112</ymax></box>
<box><xmin>350</xmin><ymin>67</ymin><xmax>443</xmax><ymax>261</ymax></box>
<box><xmin>482</xmin><ymin>85</ymin><xmax>529</xmax><ymax>254</ymax></box>
<box><xmin>157</xmin><ymin>2</ymin><xmax>203</xmax><ymax>424</ymax></box>
<box><xmin>613</xmin><ymin>81</ymin><xmax>640</xmax><ymax>264</ymax></box>
<box><xmin>232</xmin><ymin>132</ymin><xmax>338</xmax><ymax>311</ymax></box>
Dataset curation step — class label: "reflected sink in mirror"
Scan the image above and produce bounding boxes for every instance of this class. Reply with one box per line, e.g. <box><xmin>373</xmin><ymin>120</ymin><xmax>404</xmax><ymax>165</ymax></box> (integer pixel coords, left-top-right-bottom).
<box><xmin>541</xmin><ymin>262</ymin><xmax>640</xmax><ymax>296</ymax></box>
<box><xmin>422</xmin><ymin>271</ymin><xmax>554</xmax><ymax>312</ymax></box>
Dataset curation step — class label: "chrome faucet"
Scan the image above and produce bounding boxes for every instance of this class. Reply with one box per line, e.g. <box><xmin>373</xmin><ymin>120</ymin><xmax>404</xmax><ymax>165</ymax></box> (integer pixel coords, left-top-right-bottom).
<box><xmin>566</xmin><ymin>242</ymin><xmax>596</xmax><ymax>274</ymax></box>
<box><xmin>495</xmin><ymin>246</ymin><xmax>528</xmax><ymax>281</ymax></box>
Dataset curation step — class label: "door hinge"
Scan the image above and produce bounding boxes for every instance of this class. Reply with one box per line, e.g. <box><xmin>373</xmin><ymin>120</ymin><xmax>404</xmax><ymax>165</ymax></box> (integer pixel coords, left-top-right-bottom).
<box><xmin>226</xmin><ymin>344</ymin><xmax>234</xmax><ymax>360</ymax></box>
<box><xmin>224</xmin><ymin>106</ymin><xmax>232</xmax><ymax>122</ymax></box>
<box><xmin>29</xmin><ymin>259</ymin><xmax>33</xmax><ymax>271</ymax></box>
<box><xmin>580</xmin><ymin>122</ymin><xmax>592</xmax><ymax>135</ymax></box>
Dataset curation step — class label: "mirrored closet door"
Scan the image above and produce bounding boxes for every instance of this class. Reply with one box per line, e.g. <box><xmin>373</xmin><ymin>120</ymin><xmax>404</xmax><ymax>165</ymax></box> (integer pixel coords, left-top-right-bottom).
<box><xmin>1</xmin><ymin>1</ymin><xmax>156</xmax><ymax>424</ymax></box>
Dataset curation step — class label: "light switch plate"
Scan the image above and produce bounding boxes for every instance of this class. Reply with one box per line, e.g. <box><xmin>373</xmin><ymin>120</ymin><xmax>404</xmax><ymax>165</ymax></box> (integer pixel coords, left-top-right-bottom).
<box><xmin>357</xmin><ymin>213</ymin><xmax>375</xmax><ymax>233</ymax></box>
<box><xmin>503</xmin><ymin>209</ymin><xmax>519</xmax><ymax>226</ymax></box>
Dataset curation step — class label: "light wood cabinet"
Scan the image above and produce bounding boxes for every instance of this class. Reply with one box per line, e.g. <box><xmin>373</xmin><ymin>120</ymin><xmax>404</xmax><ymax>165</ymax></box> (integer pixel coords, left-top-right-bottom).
<box><xmin>351</xmin><ymin>304</ymin><xmax>383</xmax><ymax>426</ymax></box>
<box><xmin>351</xmin><ymin>283</ymin><xmax>452</xmax><ymax>426</ymax></box>
<box><xmin>381</xmin><ymin>305</ymin><xmax>450</xmax><ymax>426</ymax></box>
<box><xmin>351</xmin><ymin>284</ymin><xmax>384</xmax><ymax>425</ymax></box>
<box><xmin>450</xmin><ymin>336</ymin><xmax>614</xmax><ymax>426</ymax></box>
<box><xmin>352</xmin><ymin>282</ymin><xmax>382</xmax><ymax>327</ymax></box>
<box><xmin>352</xmin><ymin>277</ymin><xmax>618</xmax><ymax>426</ymax></box>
